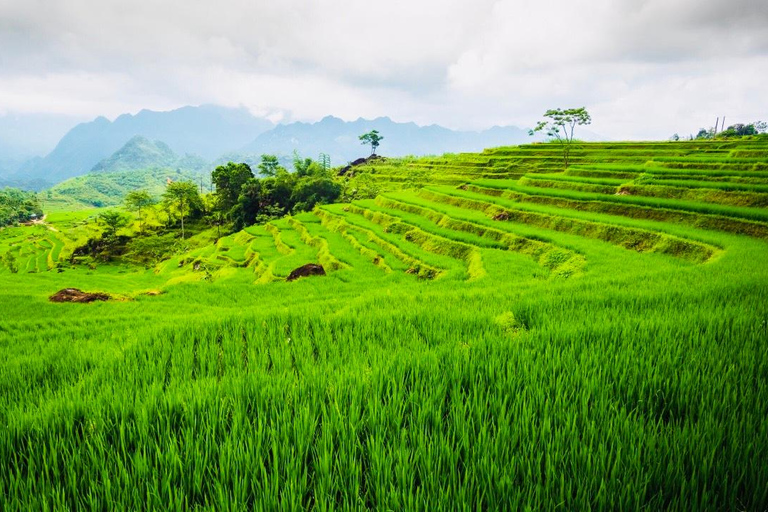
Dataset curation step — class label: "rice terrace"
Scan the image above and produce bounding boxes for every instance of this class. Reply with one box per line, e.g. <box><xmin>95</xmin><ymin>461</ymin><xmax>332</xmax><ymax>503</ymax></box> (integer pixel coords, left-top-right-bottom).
<box><xmin>2</xmin><ymin>1</ymin><xmax>768</xmax><ymax>510</ymax></box>
<box><xmin>1</xmin><ymin>134</ymin><xmax>767</xmax><ymax>510</ymax></box>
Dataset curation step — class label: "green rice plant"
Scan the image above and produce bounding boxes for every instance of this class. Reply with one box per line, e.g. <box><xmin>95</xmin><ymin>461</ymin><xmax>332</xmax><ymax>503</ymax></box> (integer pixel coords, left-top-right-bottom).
<box><xmin>1</xmin><ymin>138</ymin><xmax>768</xmax><ymax>511</ymax></box>
<box><xmin>418</xmin><ymin>188</ymin><xmax>717</xmax><ymax>263</ymax></box>
<box><xmin>463</xmin><ymin>183</ymin><xmax>768</xmax><ymax>239</ymax></box>
<box><xmin>288</xmin><ymin>216</ymin><xmax>348</xmax><ymax>272</ymax></box>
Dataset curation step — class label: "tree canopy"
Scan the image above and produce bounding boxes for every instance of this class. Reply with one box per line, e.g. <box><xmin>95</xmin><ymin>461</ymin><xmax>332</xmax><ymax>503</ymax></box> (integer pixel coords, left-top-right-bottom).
<box><xmin>212</xmin><ymin>162</ymin><xmax>255</xmax><ymax>214</ymax></box>
<box><xmin>97</xmin><ymin>210</ymin><xmax>130</xmax><ymax>238</ymax></box>
<box><xmin>213</xmin><ymin>154</ymin><xmax>342</xmax><ymax>230</ymax></box>
<box><xmin>162</xmin><ymin>181</ymin><xmax>202</xmax><ymax>239</ymax></box>
<box><xmin>530</xmin><ymin>107</ymin><xmax>592</xmax><ymax>169</ymax></box>
<box><xmin>0</xmin><ymin>188</ymin><xmax>42</xmax><ymax>227</ymax></box>
<box><xmin>359</xmin><ymin>130</ymin><xmax>384</xmax><ymax>156</ymax></box>
<box><xmin>124</xmin><ymin>190</ymin><xmax>156</xmax><ymax>232</ymax></box>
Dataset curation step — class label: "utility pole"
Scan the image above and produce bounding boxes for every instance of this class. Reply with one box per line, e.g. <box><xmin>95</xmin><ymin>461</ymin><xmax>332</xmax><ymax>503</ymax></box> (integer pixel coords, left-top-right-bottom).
<box><xmin>714</xmin><ymin>117</ymin><xmax>719</xmax><ymax>135</ymax></box>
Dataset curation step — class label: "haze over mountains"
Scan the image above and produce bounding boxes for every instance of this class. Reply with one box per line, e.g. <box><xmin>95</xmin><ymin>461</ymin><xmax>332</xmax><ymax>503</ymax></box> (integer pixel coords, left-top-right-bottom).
<box><xmin>233</xmin><ymin>116</ymin><xmax>531</xmax><ymax>167</ymax></box>
<box><xmin>0</xmin><ymin>105</ymin><xmax>546</xmax><ymax>191</ymax></box>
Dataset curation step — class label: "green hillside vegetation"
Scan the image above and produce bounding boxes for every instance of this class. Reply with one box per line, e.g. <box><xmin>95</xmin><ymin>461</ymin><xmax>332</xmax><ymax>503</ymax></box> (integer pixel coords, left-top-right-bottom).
<box><xmin>42</xmin><ymin>135</ymin><xmax>212</xmax><ymax>210</ymax></box>
<box><xmin>91</xmin><ymin>135</ymin><xmax>182</xmax><ymax>173</ymax></box>
<box><xmin>0</xmin><ymin>187</ymin><xmax>42</xmax><ymax>226</ymax></box>
<box><xmin>1</xmin><ymin>139</ymin><xmax>767</xmax><ymax>510</ymax></box>
<box><xmin>44</xmin><ymin>167</ymin><xmax>206</xmax><ymax>209</ymax></box>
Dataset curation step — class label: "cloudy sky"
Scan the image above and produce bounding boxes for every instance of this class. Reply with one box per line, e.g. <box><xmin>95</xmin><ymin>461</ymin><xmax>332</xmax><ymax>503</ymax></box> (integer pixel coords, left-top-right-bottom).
<box><xmin>1</xmin><ymin>0</ymin><xmax>767</xmax><ymax>139</ymax></box>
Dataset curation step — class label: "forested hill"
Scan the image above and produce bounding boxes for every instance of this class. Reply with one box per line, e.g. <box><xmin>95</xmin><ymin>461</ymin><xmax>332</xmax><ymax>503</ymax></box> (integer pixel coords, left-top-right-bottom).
<box><xmin>0</xmin><ymin>188</ymin><xmax>42</xmax><ymax>226</ymax></box>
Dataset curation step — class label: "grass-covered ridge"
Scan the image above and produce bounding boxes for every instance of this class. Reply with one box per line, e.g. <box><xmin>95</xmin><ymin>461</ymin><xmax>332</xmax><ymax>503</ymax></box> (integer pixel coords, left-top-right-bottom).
<box><xmin>44</xmin><ymin>167</ymin><xmax>206</xmax><ymax>209</ymax></box>
<box><xmin>1</xmin><ymin>139</ymin><xmax>767</xmax><ymax>510</ymax></box>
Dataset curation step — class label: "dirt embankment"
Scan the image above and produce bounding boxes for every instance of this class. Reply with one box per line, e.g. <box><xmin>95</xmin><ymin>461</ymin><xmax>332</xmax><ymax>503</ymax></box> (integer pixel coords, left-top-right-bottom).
<box><xmin>338</xmin><ymin>154</ymin><xmax>385</xmax><ymax>176</ymax></box>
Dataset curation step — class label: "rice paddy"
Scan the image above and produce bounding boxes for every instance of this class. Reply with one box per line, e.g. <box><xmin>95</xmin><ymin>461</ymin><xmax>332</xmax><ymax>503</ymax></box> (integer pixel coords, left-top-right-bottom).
<box><xmin>1</xmin><ymin>140</ymin><xmax>767</xmax><ymax>510</ymax></box>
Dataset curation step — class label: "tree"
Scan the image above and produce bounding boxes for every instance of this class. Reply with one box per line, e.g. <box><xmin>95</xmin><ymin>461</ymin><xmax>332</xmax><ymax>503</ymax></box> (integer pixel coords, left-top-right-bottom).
<box><xmin>716</xmin><ymin>122</ymin><xmax>767</xmax><ymax>138</ymax></box>
<box><xmin>293</xmin><ymin>151</ymin><xmax>327</xmax><ymax>178</ymax></box>
<box><xmin>318</xmin><ymin>153</ymin><xmax>331</xmax><ymax>172</ymax></box>
<box><xmin>359</xmin><ymin>130</ymin><xmax>383</xmax><ymax>156</ymax></box>
<box><xmin>97</xmin><ymin>210</ymin><xmax>129</xmax><ymax>239</ymax></box>
<box><xmin>258</xmin><ymin>155</ymin><xmax>282</xmax><ymax>177</ymax></box>
<box><xmin>2</xmin><ymin>251</ymin><xmax>18</xmax><ymax>273</ymax></box>
<box><xmin>162</xmin><ymin>181</ymin><xmax>200</xmax><ymax>239</ymax></box>
<box><xmin>124</xmin><ymin>190</ymin><xmax>156</xmax><ymax>233</ymax></box>
<box><xmin>290</xmin><ymin>176</ymin><xmax>341</xmax><ymax>211</ymax></box>
<box><xmin>232</xmin><ymin>178</ymin><xmax>264</xmax><ymax>230</ymax></box>
<box><xmin>211</xmin><ymin>162</ymin><xmax>254</xmax><ymax>215</ymax></box>
<box><xmin>529</xmin><ymin>107</ymin><xmax>592</xmax><ymax>169</ymax></box>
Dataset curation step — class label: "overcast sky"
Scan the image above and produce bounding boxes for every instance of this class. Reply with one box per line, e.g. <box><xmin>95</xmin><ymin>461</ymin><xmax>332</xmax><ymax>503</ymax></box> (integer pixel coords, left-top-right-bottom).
<box><xmin>1</xmin><ymin>0</ymin><xmax>767</xmax><ymax>139</ymax></box>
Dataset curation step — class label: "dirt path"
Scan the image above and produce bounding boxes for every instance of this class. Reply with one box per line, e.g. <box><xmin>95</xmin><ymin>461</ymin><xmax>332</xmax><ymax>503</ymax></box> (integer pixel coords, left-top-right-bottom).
<box><xmin>30</xmin><ymin>215</ymin><xmax>59</xmax><ymax>232</ymax></box>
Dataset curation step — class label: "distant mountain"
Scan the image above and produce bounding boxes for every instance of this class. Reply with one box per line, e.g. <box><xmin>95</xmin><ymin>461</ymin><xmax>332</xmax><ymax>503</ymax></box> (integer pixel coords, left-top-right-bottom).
<box><xmin>15</xmin><ymin>105</ymin><xmax>273</xmax><ymax>186</ymax></box>
<box><xmin>91</xmin><ymin>136</ymin><xmax>207</xmax><ymax>174</ymax></box>
<box><xmin>43</xmin><ymin>136</ymin><xmax>212</xmax><ymax>208</ymax></box>
<box><xmin>234</xmin><ymin>116</ymin><xmax>534</xmax><ymax>166</ymax></box>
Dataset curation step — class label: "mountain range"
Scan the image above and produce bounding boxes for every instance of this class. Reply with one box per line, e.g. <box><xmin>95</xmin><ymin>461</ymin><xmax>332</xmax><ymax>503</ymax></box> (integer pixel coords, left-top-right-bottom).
<box><xmin>229</xmin><ymin>116</ymin><xmax>532</xmax><ymax>168</ymax></box>
<box><xmin>0</xmin><ymin>105</ymin><xmax>571</xmax><ymax>191</ymax></box>
<box><xmin>4</xmin><ymin>105</ymin><xmax>272</xmax><ymax>188</ymax></box>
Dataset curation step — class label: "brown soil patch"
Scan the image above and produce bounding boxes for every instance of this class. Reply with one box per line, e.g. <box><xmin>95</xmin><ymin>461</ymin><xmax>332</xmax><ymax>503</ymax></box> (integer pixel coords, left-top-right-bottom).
<box><xmin>286</xmin><ymin>263</ymin><xmax>326</xmax><ymax>281</ymax></box>
<box><xmin>492</xmin><ymin>212</ymin><xmax>510</xmax><ymax>221</ymax></box>
<box><xmin>50</xmin><ymin>288</ymin><xmax>111</xmax><ymax>303</ymax></box>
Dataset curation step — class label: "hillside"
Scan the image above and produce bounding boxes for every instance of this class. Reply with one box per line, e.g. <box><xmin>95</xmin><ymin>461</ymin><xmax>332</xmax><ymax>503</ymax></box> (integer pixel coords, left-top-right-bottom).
<box><xmin>90</xmin><ymin>136</ymin><xmax>178</xmax><ymax>173</ymax></box>
<box><xmin>45</xmin><ymin>167</ymin><xmax>206</xmax><ymax>209</ymax></box>
<box><xmin>0</xmin><ymin>188</ymin><xmax>42</xmax><ymax>226</ymax></box>
<box><xmin>1</xmin><ymin>139</ymin><xmax>767</xmax><ymax>510</ymax></box>
<box><xmin>90</xmin><ymin>135</ymin><xmax>208</xmax><ymax>174</ymax></box>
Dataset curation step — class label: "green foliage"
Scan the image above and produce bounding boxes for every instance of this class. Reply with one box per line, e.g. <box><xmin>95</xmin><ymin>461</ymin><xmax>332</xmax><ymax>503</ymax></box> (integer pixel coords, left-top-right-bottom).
<box><xmin>530</xmin><ymin>107</ymin><xmax>592</xmax><ymax>168</ymax></box>
<box><xmin>124</xmin><ymin>190</ymin><xmax>156</xmax><ymax>232</ymax></box>
<box><xmin>162</xmin><ymin>181</ymin><xmax>202</xmax><ymax>239</ymax></box>
<box><xmin>2</xmin><ymin>138</ymin><xmax>768</xmax><ymax>510</ymax></box>
<box><xmin>341</xmin><ymin>171</ymin><xmax>381</xmax><ymax>201</ymax></box>
<box><xmin>215</xmin><ymin>155</ymin><xmax>342</xmax><ymax>230</ymax></box>
<box><xmin>0</xmin><ymin>188</ymin><xmax>42</xmax><ymax>226</ymax></box>
<box><xmin>46</xmin><ymin>167</ymin><xmax>205</xmax><ymax>209</ymax></box>
<box><xmin>258</xmin><ymin>154</ymin><xmax>282</xmax><ymax>177</ymax></box>
<box><xmin>290</xmin><ymin>176</ymin><xmax>341</xmax><ymax>211</ymax></box>
<box><xmin>97</xmin><ymin>210</ymin><xmax>129</xmax><ymax>238</ymax></box>
<box><xmin>124</xmin><ymin>233</ymin><xmax>180</xmax><ymax>266</ymax></box>
<box><xmin>211</xmin><ymin>162</ymin><xmax>254</xmax><ymax>214</ymax></box>
<box><xmin>359</xmin><ymin>129</ymin><xmax>384</xmax><ymax>155</ymax></box>
<box><xmin>1</xmin><ymin>251</ymin><xmax>18</xmax><ymax>273</ymax></box>
<box><xmin>716</xmin><ymin>121</ymin><xmax>767</xmax><ymax>139</ymax></box>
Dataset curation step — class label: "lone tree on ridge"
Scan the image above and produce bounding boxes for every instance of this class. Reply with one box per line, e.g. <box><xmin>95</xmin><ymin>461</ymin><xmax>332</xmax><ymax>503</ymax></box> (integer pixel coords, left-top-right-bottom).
<box><xmin>529</xmin><ymin>107</ymin><xmax>592</xmax><ymax>169</ymax></box>
<box><xmin>359</xmin><ymin>130</ymin><xmax>383</xmax><ymax>156</ymax></box>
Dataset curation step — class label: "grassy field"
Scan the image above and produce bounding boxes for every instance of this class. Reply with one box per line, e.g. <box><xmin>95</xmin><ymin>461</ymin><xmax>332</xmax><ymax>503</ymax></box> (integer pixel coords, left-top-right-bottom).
<box><xmin>1</xmin><ymin>140</ymin><xmax>767</xmax><ymax>510</ymax></box>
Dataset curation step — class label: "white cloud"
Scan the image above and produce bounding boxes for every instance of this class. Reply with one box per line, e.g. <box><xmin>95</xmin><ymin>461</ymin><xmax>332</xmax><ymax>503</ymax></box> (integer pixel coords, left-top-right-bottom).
<box><xmin>0</xmin><ymin>0</ymin><xmax>766</xmax><ymax>139</ymax></box>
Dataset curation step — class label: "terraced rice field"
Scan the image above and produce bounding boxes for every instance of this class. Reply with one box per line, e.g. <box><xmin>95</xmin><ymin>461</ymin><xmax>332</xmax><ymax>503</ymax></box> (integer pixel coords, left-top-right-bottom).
<box><xmin>1</xmin><ymin>140</ymin><xmax>767</xmax><ymax>510</ymax></box>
